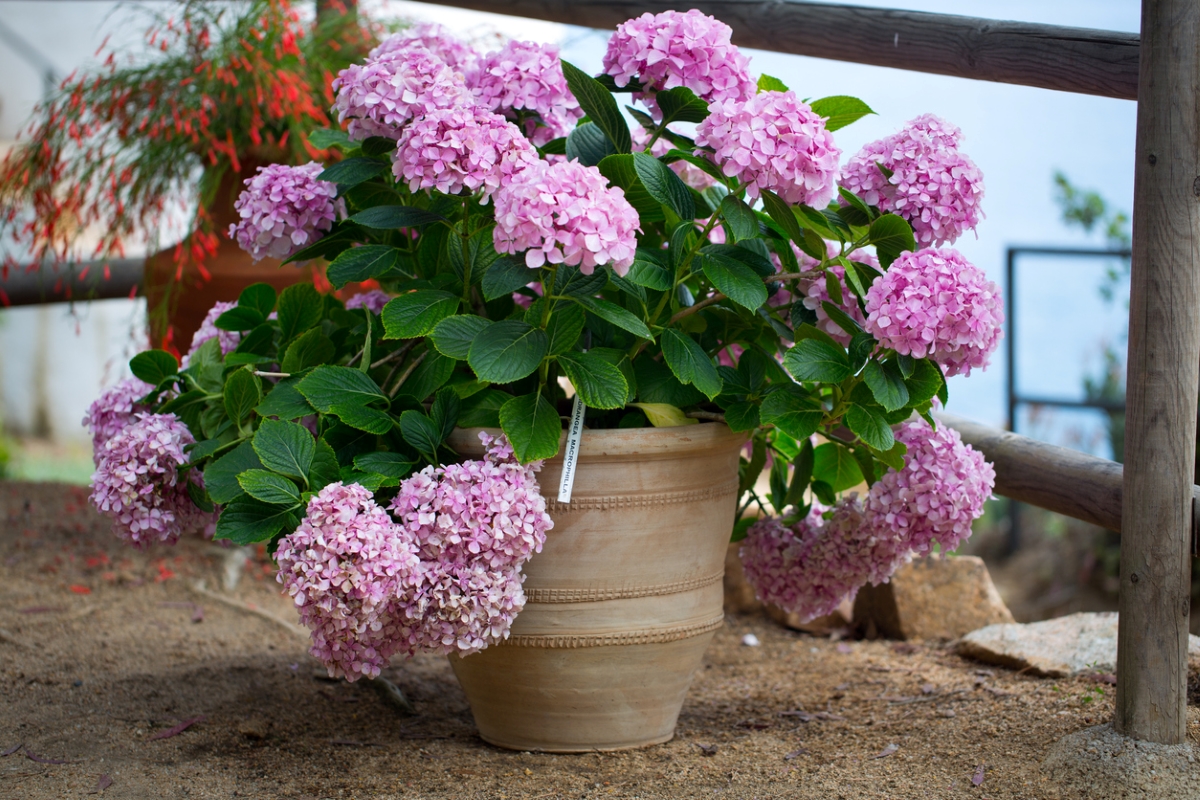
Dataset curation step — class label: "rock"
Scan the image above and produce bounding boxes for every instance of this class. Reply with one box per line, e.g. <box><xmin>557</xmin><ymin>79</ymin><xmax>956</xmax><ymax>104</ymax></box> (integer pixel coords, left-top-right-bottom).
<box><xmin>765</xmin><ymin>599</ymin><xmax>853</xmax><ymax>636</ymax></box>
<box><xmin>237</xmin><ymin>716</ymin><xmax>270</xmax><ymax>740</ymax></box>
<box><xmin>853</xmin><ymin>555</ymin><xmax>1014</xmax><ymax>640</ymax></box>
<box><xmin>959</xmin><ymin>611</ymin><xmax>1200</xmax><ymax>677</ymax></box>
<box><xmin>723</xmin><ymin>541</ymin><xmax>762</xmax><ymax>614</ymax></box>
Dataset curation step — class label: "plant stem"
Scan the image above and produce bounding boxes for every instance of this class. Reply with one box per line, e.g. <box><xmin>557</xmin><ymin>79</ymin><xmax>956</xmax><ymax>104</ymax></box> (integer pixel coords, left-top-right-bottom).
<box><xmin>254</xmin><ymin>371</ymin><xmax>290</xmax><ymax>378</ymax></box>
<box><xmin>686</xmin><ymin>410</ymin><xmax>726</xmax><ymax>422</ymax></box>
<box><xmin>388</xmin><ymin>350</ymin><xmax>427</xmax><ymax>398</ymax></box>
<box><xmin>371</xmin><ymin>340</ymin><xmax>414</xmax><ymax>370</ymax></box>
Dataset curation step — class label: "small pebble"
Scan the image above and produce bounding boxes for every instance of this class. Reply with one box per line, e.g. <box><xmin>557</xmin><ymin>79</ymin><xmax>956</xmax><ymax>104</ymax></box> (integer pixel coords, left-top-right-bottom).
<box><xmin>741</xmin><ymin>633</ymin><xmax>760</xmax><ymax>647</ymax></box>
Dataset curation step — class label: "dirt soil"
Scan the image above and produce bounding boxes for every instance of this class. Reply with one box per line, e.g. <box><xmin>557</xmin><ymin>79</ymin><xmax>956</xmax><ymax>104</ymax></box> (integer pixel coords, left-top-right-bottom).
<box><xmin>1</xmin><ymin>480</ymin><xmax>1197</xmax><ymax>800</ymax></box>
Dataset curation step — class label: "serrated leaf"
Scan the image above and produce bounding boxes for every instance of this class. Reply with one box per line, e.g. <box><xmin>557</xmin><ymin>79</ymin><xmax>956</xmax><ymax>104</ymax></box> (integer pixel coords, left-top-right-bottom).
<box><xmin>633</xmin><ymin>152</ymin><xmax>694</xmax><ymax>220</ymax></box>
<box><xmin>255</xmin><ymin>378</ymin><xmax>313</xmax><ymax>421</ymax></box>
<box><xmin>809</xmin><ymin>95</ymin><xmax>875</xmax><ymax>132</ymax></box>
<box><xmin>628</xmin><ymin>402</ymin><xmax>696</xmax><ymax>428</ymax></box>
<box><xmin>309</xmin><ymin>128</ymin><xmax>352</xmax><ymax>151</ymax></box>
<box><xmin>318</xmin><ymin>156</ymin><xmax>389</xmax><ymax>188</ymax></box>
<box><xmin>862</xmin><ymin>360</ymin><xmax>910</xmax><ymax>412</ymax></box>
<box><xmin>558</xmin><ymin>351</ymin><xmax>629</xmax><ymax>410</ymax></box>
<box><xmin>329</xmin><ymin>403</ymin><xmax>394</xmax><ymax>434</ymax></box>
<box><xmin>349</xmin><ymin>205</ymin><xmax>447</xmax><ymax>229</ymax></box>
<box><xmin>130</xmin><ymin>350</ymin><xmax>179</xmax><ymax>386</ymax></box>
<box><xmin>783</xmin><ymin>338</ymin><xmax>853</xmax><ymax>382</ymax></box>
<box><xmin>237</xmin><ymin>470</ymin><xmax>302</xmax><ymax>506</ymax></box>
<box><xmin>760</xmin><ymin>386</ymin><xmax>823</xmax><ymax>440</ymax></box>
<box><xmin>633</xmin><ymin>357</ymin><xmax>705</xmax><ymax>407</ymax></box>
<box><xmin>757</xmin><ymin>74</ymin><xmax>789</xmax><ymax>93</ymax></box>
<box><xmin>698</xmin><ymin>252</ymin><xmax>767</xmax><ymax>311</ymax></box>
<box><xmin>849</xmin><ymin>331</ymin><xmax>877</xmax><ymax>371</ymax></box>
<box><xmin>396</xmin><ymin>349</ymin><xmax>454</xmax><ymax>402</ymax></box>
<box><xmin>868</xmin><ymin>214</ymin><xmax>916</xmax><ymax>268</ymax></box>
<box><xmin>237</xmin><ymin>283</ymin><xmax>277</xmax><ymax>318</ymax></box>
<box><xmin>905</xmin><ymin>358</ymin><xmax>944</xmax><ymax>406</ymax></box>
<box><xmin>215</xmin><ymin>305</ymin><xmax>265</xmax><ymax>332</ymax></box>
<box><xmin>627</xmin><ymin>260</ymin><xmax>672</xmax><ymax>290</ymax></box>
<box><xmin>353</xmin><ymin>452</ymin><xmax>416</xmax><ymax>479</ymax></box>
<box><xmin>499</xmin><ymin>392</ymin><xmax>561</xmax><ymax>462</ymax></box>
<box><xmin>223</xmin><ymin>367</ymin><xmax>262</xmax><ymax>426</ymax></box>
<box><xmin>276</xmin><ymin>283</ymin><xmax>324</xmax><ymax>344</ymax></box>
<box><xmin>297</xmin><ymin>366</ymin><xmax>388</xmax><ymax>412</ymax></box>
<box><xmin>872</xmin><ymin>440</ymin><xmax>909</xmax><ymax>472</ymax></box>
<box><xmin>481</xmin><ymin>256</ymin><xmax>534</xmax><ymax>301</ymax></box>
<box><xmin>661</xmin><ymin>329</ymin><xmax>722</xmax><ymax>399</ymax></box>
<box><xmin>578</xmin><ymin>297</ymin><xmax>652</xmax><ymax>339</ymax></box>
<box><xmin>214</xmin><ymin>497</ymin><xmax>298</xmax><ymax>545</ymax></box>
<box><xmin>280</xmin><ymin>328</ymin><xmax>336</xmax><ymax>374</ymax></box>
<box><xmin>719</xmin><ymin>195</ymin><xmax>759</xmax><ymax>242</ymax></box>
<box><xmin>327</xmin><ymin>245</ymin><xmax>404</xmax><ymax>289</ymax></box>
<box><xmin>381</xmin><ymin>290</ymin><xmax>459</xmax><ymax>339</ymax></box>
<box><xmin>252</xmin><ymin>420</ymin><xmax>316</xmax><ymax>483</ymax></box>
<box><xmin>545</xmin><ymin>304</ymin><xmax>586</xmax><ymax>355</ymax></box>
<box><xmin>467</xmin><ymin>320</ymin><xmax>547</xmax><ymax>384</ymax></box>
<box><xmin>846</xmin><ymin>403</ymin><xmax>896</xmax><ymax>451</ymax></box>
<box><xmin>656</xmin><ymin>86</ymin><xmax>710</xmax><ymax>124</ymax></box>
<box><xmin>429</xmin><ymin>387</ymin><xmax>460</xmax><ymax>441</ymax></box>
<box><xmin>307</xmin><ymin>439</ymin><xmax>340</xmax><ymax>490</ymax></box>
<box><xmin>784</xmin><ymin>439</ymin><xmax>815</xmax><ymax>507</ymax></box>
<box><xmin>565</xmin><ymin>121</ymin><xmax>618</xmax><ymax>166</ymax></box>
<box><xmin>204</xmin><ymin>441</ymin><xmax>264</xmax><ymax>505</ymax></box>
<box><xmin>598</xmin><ymin>153</ymin><xmax>666</xmax><ymax>223</ymax></box>
<box><xmin>820</xmin><ymin>301</ymin><xmax>863</xmax><ymax>338</ymax></box>
<box><xmin>560</xmin><ymin>60</ymin><xmax>631</xmax><ymax>154</ymax></box>
<box><xmin>724</xmin><ymin>401</ymin><xmax>760</xmax><ymax>432</ymax></box>
<box><xmin>430</xmin><ymin>315</ymin><xmax>490</xmax><ymax>360</ymax></box>
<box><xmin>399</xmin><ymin>410</ymin><xmax>441</xmax><ymax>462</ymax></box>
<box><xmin>813</xmin><ymin>442</ymin><xmax>863</xmax><ymax>492</ymax></box>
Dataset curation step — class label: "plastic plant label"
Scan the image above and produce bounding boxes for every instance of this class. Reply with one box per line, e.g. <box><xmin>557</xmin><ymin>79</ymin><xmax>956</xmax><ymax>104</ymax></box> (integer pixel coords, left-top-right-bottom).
<box><xmin>557</xmin><ymin>394</ymin><xmax>586</xmax><ymax>503</ymax></box>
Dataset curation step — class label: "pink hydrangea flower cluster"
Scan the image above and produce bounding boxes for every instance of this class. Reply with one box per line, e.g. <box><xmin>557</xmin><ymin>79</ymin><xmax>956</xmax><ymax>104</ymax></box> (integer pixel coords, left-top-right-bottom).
<box><xmin>344</xmin><ymin>289</ymin><xmax>392</xmax><ymax>315</ymax></box>
<box><xmin>331</xmin><ymin>44</ymin><xmax>472</xmax><ymax>140</ymax></box>
<box><xmin>740</xmin><ymin>419</ymin><xmax>995</xmax><ymax>621</ymax></box>
<box><xmin>369</xmin><ymin>23</ymin><xmax>478</xmax><ymax>79</ymax></box>
<box><xmin>633</xmin><ymin>125</ymin><xmax>714</xmax><ymax>190</ymax></box>
<box><xmin>800</xmin><ymin>263</ymin><xmax>867</xmax><ymax>346</ymax></box>
<box><xmin>602</xmin><ymin>9</ymin><xmax>754</xmax><ymax>117</ymax></box>
<box><xmin>493</xmin><ymin>159</ymin><xmax>641</xmax><ymax>274</ymax></box>
<box><xmin>393</xmin><ymin>106</ymin><xmax>538</xmax><ymax>200</ymax></box>
<box><xmin>863</xmin><ymin>248</ymin><xmax>1004</xmax><ymax>377</ymax></box>
<box><xmin>82</xmin><ymin>377</ymin><xmax>154</xmax><ymax>458</ymax></box>
<box><xmin>865</xmin><ymin>419</ymin><xmax>996</xmax><ymax>558</ymax></box>
<box><xmin>840</xmin><ymin>114</ymin><xmax>984</xmax><ymax>247</ymax></box>
<box><xmin>695</xmin><ymin>90</ymin><xmax>841</xmax><ymax>207</ymax></box>
<box><xmin>229</xmin><ymin>162</ymin><xmax>338</xmax><ymax>262</ymax></box>
<box><xmin>184</xmin><ymin>301</ymin><xmax>241</xmax><ymax>363</ymax></box>
<box><xmin>472</xmin><ymin>40</ymin><xmax>582</xmax><ymax>147</ymax></box>
<box><xmin>89</xmin><ymin>413</ymin><xmax>208</xmax><ymax>548</ymax></box>
<box><xmin>275</xmin><ymin>482</ymin><xmax>423</xmax><ymax>681</ymax></box>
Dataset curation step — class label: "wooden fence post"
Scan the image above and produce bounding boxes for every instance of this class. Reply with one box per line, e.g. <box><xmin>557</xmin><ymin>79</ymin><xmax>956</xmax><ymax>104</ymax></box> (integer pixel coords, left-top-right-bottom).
<box><xmin>1116</xmin><ymin>0</ymin><xmax>1200</xmax><ymax>745</ymax></box>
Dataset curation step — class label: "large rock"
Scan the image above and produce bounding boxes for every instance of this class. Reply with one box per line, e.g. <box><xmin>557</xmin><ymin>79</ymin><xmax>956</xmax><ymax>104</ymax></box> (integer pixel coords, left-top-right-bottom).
<box><xmin>959</xmin><ymin>611</ymin><xmax>1200</xmax><ymax>677</ymax></box>
<box><xmin>853</xmin><ymin>555</ymin><xmax>1014</xmax><ymax>640</ymax></box>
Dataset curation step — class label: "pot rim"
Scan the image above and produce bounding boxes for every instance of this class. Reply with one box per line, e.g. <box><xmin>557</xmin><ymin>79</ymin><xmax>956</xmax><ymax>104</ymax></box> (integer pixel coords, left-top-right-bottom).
<box><xmin>448</xmin><ymin>422</ymin><xmax>747</xmax><ymax>463</ymax></box>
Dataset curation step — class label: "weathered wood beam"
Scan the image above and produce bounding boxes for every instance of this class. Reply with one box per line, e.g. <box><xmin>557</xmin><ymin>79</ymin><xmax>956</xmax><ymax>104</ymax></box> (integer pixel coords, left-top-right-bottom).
<box><xmin>416</xmin><ymin>0</ymin><xmax>1140</xmax><ymax>99</ymax></box>
<box><xmin>0</xmin><ymin>260</ymin><xmax>143</xmax><ymax>307</ymax></box>
<box><xmin>1115</xmin><ymin>0</ymin><xmax>1199</xmax><ymax>746</ymax></box>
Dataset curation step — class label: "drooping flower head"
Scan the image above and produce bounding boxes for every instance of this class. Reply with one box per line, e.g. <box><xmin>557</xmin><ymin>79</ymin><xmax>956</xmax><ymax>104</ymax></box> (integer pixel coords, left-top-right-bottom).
<box><xmin>863</xmin><ymin>248</ymin><xmax>1003</xmax><ymax>377</ymax></box>
<box><xmin>399</xmin><ymin>563</ymin><xmax>527</xmax><ymax>657</ymax></box>
<box><xmin>89</xmin><ymin>413</ymin><xmax>208</xmax><ymax>548</ymax></box>
<box><xmin>332</xmin><ymin>44</ymin><xmax>472</xmax><ymax>140</ymax></box>
<box><xmin>275</xmin><ymin>482</ymin><xmax>423</xmax><ymax>681</ymax></box>
<box><xmin>492</xmin><ymin>159</ymin><xmax>641</xmax><ymax>274</ymax></box>
<box><xmin>369</xmin><ymin>23</ymin><xmax>479</xmax><ymax>79</ymax></box>
<box><xmin>229</xmin><ymin>162</ymin><xmax>338</xmax><ymax>262</ymax></box>
<box><xmin>865</xmin><ymin>418</ymin><xmax>995</xmax><ymax>558</ymax></box>
<box><xmin>473</xmin><ymin>40</ymin><xmax>582</xmax><ymax>146</ymax></box>
<box><xmin>602</xmin><ymin>10</ymin><xmax>755</xmax><ymax>117</ymax></box>
<box><xmin>185</xmin><ymin>301</ymin><xmax>241</xmax><ymax>363</ymax></box>
<box><xmin>82</xmin><ymin>377</ymin><xmax>154</xmax><ymax>457</ymax></box>
<box><xmin>393</xmin><ymin>106</ymin><xmax>538</xmax><ymax>200</ymax></box>
<box><xmin>344</xmin><ymin>289</ymin><xmax>392</xmax><ymax>315</ymax></box>
<box><xmin>840</xmin><ymin>114</ymin><xmax>984</xmax><ymax>247</ymax></box>
<box><xmin>696</xmin><ymin>90</ymin><xmax>841</xmax><ymax>207</ymax></box>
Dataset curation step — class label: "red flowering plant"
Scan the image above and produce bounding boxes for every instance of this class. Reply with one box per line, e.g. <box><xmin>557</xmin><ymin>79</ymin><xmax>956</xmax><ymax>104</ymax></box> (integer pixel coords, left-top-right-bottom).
<box><xmin>0</xmin><ymin>0</ymin><xmax>376</xmax><ymax>306</ymax></box>
<box><xmin>85</xmin><ymin>10</ymin><xmax>1003</xmax><ymax>677</ymax></box>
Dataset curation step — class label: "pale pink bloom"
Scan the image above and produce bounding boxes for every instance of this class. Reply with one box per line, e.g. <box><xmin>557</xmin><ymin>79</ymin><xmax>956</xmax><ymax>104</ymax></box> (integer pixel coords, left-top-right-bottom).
<box><xmin>473</xmin><ymin>40</ymin><xmax>582</xmax><ymax>146</ymax></box>
<box><xmin>229</xmin><ymin>162</ymin><xmax>338</xmax><ymax>262</ymax></box>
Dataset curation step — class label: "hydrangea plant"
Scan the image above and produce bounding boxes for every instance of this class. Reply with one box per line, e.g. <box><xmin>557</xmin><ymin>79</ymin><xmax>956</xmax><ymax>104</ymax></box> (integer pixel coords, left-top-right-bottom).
<box><xmin>86</xmin><ymin>11</ymin><xmax>1001</xmax><ymax>673</ymax></box>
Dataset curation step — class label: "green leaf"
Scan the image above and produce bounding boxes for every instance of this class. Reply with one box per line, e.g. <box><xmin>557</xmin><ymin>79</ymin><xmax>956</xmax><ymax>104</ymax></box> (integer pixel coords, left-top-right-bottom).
<box><xmin>719</xmin><ymin>195</ymin><xmax>759</xmax><ymax>242</ymax></box>
<box><xmin>760</xmin><ymin>386</ymin><xmax>823</xmax><ymax>440</ymax></box>
<box><xmin>905</xmin><ymin>359</ymin><xmax>944</xmax><ymax>406</ymax></box>
<box><xmin>159</xmin><ymin>389</ymin><xmax>209</xmax><ymax>432</ymax></box>
<box><xmin>307</xmin><ymin>439</ymin><xmax>340</xmax><ymax>490</ymax></box>
<box><xmin>656</xmin><ymin>86</ymin><xmax>710</xmax><ymax>124</ymax></box>
<box><xmin>326</xmin><ymin>245</ymin><xmax>404</xmax><ymax>289</ymax></box>
<box><xmin>846</xmin><ymin>403</ymin><xmax>896</xmax><ymax>451</ymax></box>
<box><xmin>838</xmin><ymin>188</ymin><xmax>875</xmax><ymax>224</ymax></box>
<box><xmin>329</xmin><ymin>403</ymin><xmax>394</xmax><ymax>434</ymax></box>
<box><xmin>236</xmin><ymin>469</ymin><xmax>302</xmax><ymax>506</ymax></box>
<box><xmin>661</xmin><ymin>328</ymin><xmax>723</xmax><ymax>399</ymax></box>
<box><xmin>397</xmin><ymin>410</ymin><xmax>439</xmax><ymax>462</ymax></box>
<box><xmin>626</xmin><ymin>260</ymin><xmax>671</xmax><ymax>291</ymax></box>
<box><xmin>578</xmin><ymin>297</ymin><xmax>652</xmax><ymax>340</ymax></box>
<box><xmin>429</xmin><ymin>387</ymin><xmax>460</xmax><ymax>441</ymax></box>
<box><xmin>276</xmin><ymin>283</ymin><xmax>324</xmax><ymax>344</ymax></box>
<box><xmin>430</xmin><ymin>315</ymin><xmax>490</xmax><ymax>360</ymax></box>
<box><xmin>349</xmin><ymin>205</ymin><xmax>447</xmax><ymax>229</ymax></box>
<box><xmin>280</xmin><ymin>328</ymin><xmax>336</xmax><ymax>374</ymax></box>
<box><xmin>868</xmin><ymin>214</ymin><xmax>916</xmax><ymax>268</ymax></box>
<box><xmin>628</xmin><ymin>402</ymin><xmax>696</xmax><ymax>428</ymax></box>
<box><xmin>381</xmin><ymin>290</ymin><xmax>459</xmax><ymax>339</ymax></box>
<box><xmin>813</xmin><ymin>442</ymin><xmax>863</xmax><ymax>492</ymax></box>
<box><xmin>353</xmin><ymin>452</ymin><xmax>416</xmax><ymax>480</ymax></box>
<box><xmin>481</xmin><ymin>256</ymin><xmax>534</xmax><ymax>301</ymax></box>
<box><xmin>252</xmin><ymin>419</ymin><xmax>316</xmax><ymax>483</ymax></box>
<box><xmin>130</xmin><ymin>350</ymin><xmax>179</xmax><ymax>386</ymax></box>
<box><xmin>849</xmin><ymin>331</ymin><xmax>877</xmax><ymax>371</ymax></box>
<box><xmin>724</xmin><ymin>400</ymin><xmax>760</xmax><ymax>432</ymax></box>
<box><xmin>309</xmin><ymin>128</ymin><xmax>352</xmax><ymax>151</ymax></box>
<box><xmin>783</xmin><ymin>338</ymin><xmax>853</xmax><ymax>382</ymax></box>
<box><xmin>698</xmin><ymin>252</ymin><xmax>767</xmax><ymax>311</ymax></box>
<box><xmin>204</xmin><ymin>441</ymin><xmax>264</xmax><ymax>505</ymax></box>
<box><xmin>255</xmin><ymin>378</ymin><xmax>313</xmax><ymax>421</ymax></box>
<box><xmin>538</xmin><ymin>136</ymin><xmax>567</xmax><ymax>156</ymax></box>
<box><xmin>360</xmin><ymin>136</ymin><xmax>395</xmax><ymax>157</ymax></box>
<box><xmin>545</xmin><ymin>303</ymin><xmax>586</xmax><ymax>356</ymax></box>
<box><xmin>872</xmin><ymin>439</ymin><xmax>909</xmax><ymax>472</ymax></box>
<box><xmin>466</xmin><ymin>320</ymin><xmax>548</xmax><ymax>384</ymax></box>
<box><xmin>633</xmin><ymin>152</ymin><xmax>694</xmax><ymax>220</ymax></box>
<box><xmin>784</xmin><ymin>438</ymin><xmax>815</xmax><ymax>507</ymax></box>
<box><xmin>555</xmin><ymin>267</ymin><xmax>609</xmax><ymax>298</ymax></box>
<box><xmin>560</xmin><ymin>60</ymin><xmax>632</xmax><ymax>154</ymax></box>
<box><xmin>235</xmin><ymin>323</ymin><xmax>274</xmax><ymax>357</ymax></box>
<box><xmin>297</xmin><ymin>365</ymin><xmax>388</xmax><ymax>412</ymax></box>
<box><xmin>499</xmin><ymin>392</ymin><xmax>562</xmax><ymax>462</ymax></box>
<box><xmin>214</xmin><ymin>497</ymin><xmax>298</xmax><ymax>545</ymax></box>
<box><xmin>565</xmin><ymin>122</ymin><xmax>618</xmax><ymax>167</ymax></box>
<box><xmin>633</xmin><ymin>357</ymin><xmax>704</xmax><ymax>406</ymax></box>
<box><xmin>862</xmin><ymin>360</ymin><xmax>910</xmax><ymax>412</ymax></box>
<box><xmin>809</xmin><ymin>95</ymin><xmax>875</xmax><ymax>132</ymax></box>
<box><xmin>818</xmin><ymin>302</ymin><xmax>862</xmax><ymax>339</ymax></box>
<box><xmin>238</xmin><ymin>283</ymin><xmax>277</xmax><ymax>318</ymax></box>
<box><xmin>397</xmin><ymin>349</ymin><xmax>454</xmax><ymax>402</ymax></box>
<box><xmin>598</xmin><ymin>154</ymin><xmax>666</xmax><ymax>223</ymax></box>
<box><xmin>851</xmin><ymin>446</ymin><xmax>878</xmax><ymax>488</ymax></box>
<box><xmin>223</xmin><ymin>367</ymin><xmax>263</xmax><ymax>426</ymax></box>
<box><xmin>318</xmin><ymin>156</ymin><xmax>389</xmax><ymax>188</ymax></box>
<box><xmin>757</xmin><ymin>74</ymin><xmax>789</xmax><ymax>93</ymax></box>
<box><xmin>458</xmin><ymin>388</ymin><xmax>509</xmax><ymax>428</ymax></box>
<box><xmin>557</xmin><ymin>351</ymin><xmax>629</xmax><ymax>410</ymax></box>
<box><xmin>215</xmin><ymin>305</ymin><xmax>265</xmax><ymax>332</ymax></box>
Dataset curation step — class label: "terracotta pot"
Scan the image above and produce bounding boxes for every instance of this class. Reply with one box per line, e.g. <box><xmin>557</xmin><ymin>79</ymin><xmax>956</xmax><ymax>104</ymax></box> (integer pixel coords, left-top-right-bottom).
<box><xmin>447</xmin><ymin>423</ymin><xmax>747</xmax><ymax>752</ymax></box>
<box><xmin>144</xmin><ymin>157</ymin><xmax>315</xmax><ymax>350</ymax></box>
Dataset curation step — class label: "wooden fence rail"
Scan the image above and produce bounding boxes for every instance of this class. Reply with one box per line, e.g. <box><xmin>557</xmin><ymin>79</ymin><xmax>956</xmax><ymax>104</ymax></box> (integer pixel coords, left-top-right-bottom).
<box><xmin>423</xmin><ymin>0</ymin><xmax>1140</xmax><ymax>99</ymax></box>
<box><xmin>0</xmin><ymin>261</ymin><xmax>143</xmax><ymax>307</ymax></box>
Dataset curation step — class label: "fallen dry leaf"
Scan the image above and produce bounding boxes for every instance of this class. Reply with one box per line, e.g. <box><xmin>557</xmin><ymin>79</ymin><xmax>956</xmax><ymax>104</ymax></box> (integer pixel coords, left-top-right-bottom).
<box><xmin>873</xmin><ymin>743</ymin><xmax>899</xmax><ymax>759</ymax></box>
<box><xmin>784</xmin><ymin>748</ymin><xmax>809</xmax><ymax>760</ymax></box>
<box><xmin>89</xmin><ymin>773</ymin><xmax>113</xmax><ymax>794</ymax></box>
<box><xmin>1</xmin><ymin>742</ymin><xmax>22</xmax><ymax>756</ymax></box>
<box><xmin>25</xmin><ymin>749</ymin><xmax>73</xmax><ymax>764</ymax></box>
<box><xmin>972</xmin><ymin>765</ymin><xmax>985</xmax><ymax>786</ymax></box>
<box><xmin>148</xmin><ymin>715</ymin><xmax>206</xmax><ymax>740</ymax></box>
<box><xmin>694</xmin><ymin>743</ymin><xmax>718</xmax><ymax>757</ymax></box>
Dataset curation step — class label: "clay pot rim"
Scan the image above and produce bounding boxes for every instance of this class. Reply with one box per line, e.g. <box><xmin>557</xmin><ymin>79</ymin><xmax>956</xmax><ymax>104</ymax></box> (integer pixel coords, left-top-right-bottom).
<box><xmin>449</xmin><ymin>422</ymin><xmax>747</xmax><ymax>463</ymax></box>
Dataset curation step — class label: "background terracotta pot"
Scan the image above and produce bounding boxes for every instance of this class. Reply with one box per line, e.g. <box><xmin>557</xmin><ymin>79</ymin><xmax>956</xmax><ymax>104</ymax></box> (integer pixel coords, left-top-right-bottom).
<box><xmin>448</xmin><ymin>423</ymin><xmax>747</xmax><ymax>752</ymax></box>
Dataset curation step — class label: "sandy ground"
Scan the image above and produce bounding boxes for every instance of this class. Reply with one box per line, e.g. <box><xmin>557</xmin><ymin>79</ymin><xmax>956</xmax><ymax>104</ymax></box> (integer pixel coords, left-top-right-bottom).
<box><xmin>1</xmin><ymin>480</ymin><xmax>1197</xmax><ymax>800</ymax></box>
